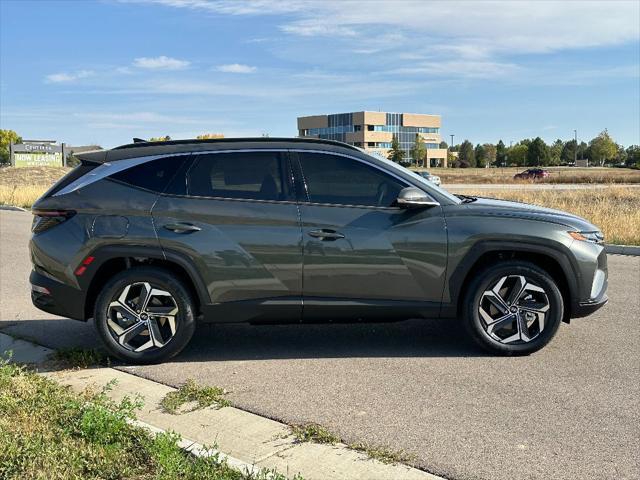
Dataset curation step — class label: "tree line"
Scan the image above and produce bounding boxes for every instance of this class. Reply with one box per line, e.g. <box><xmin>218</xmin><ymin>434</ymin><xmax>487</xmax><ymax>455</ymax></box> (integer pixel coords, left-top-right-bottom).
<box><xmin>388</xmin><ymin>129</ymin><xmax>639</xmax><ymax>169</ymax></box>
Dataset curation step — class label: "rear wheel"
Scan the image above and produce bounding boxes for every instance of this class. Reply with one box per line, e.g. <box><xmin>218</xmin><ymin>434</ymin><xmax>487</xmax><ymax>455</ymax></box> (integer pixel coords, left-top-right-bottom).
<box><xmin>94</xmin><ymin>267</ymin><xmax>196</xmax><ymax>364</ymax></box>
<box><xmin>462</xmin><ymin>261</ymin><xmax>564</xmax><ymax>355</ymax></box>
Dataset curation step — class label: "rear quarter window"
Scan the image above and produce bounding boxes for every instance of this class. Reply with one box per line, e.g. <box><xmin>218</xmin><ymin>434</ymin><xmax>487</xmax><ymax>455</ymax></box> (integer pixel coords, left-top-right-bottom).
<box><xmin>110</xmin><ymin>155</ymin><xmax>189</xmax><ymax>193</ymax></box>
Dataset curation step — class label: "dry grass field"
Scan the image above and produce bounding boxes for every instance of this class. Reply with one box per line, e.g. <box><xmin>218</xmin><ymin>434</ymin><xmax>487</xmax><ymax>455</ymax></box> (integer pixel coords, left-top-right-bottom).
<box><xmin>0</xmin><ymin>166</ymin><xmax>70</xmax><ymax>208</ymax></box>
<box><xmin>458</xmin><ymin>186</ymin><xmax>640</xmax><ymax>245</ymax></box>
<box><xmin>1</xmin><ymin>166</ymin><xmax>638</xmax><ymax>244</ymax></box>
<box><xmin>415</xmin><ymin>166</ymin><xmax>640</xmax><ymax>184</ymax></box>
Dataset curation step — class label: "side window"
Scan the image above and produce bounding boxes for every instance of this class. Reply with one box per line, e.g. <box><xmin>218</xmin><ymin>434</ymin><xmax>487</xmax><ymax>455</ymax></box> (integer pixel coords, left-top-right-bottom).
<box><xmin>187</xmin><ymin>151</ymin><xmax>288</xmax><ymax>201</ymax></box>
<box><xmin>110</xmin><ymin>155</ymin><xmax>189</xmax><ymax>193</ymax></box>
<box><xmin>299</xmin><ymin>153</ymin><xmax>405</xmax><ymax>207</ymax></box>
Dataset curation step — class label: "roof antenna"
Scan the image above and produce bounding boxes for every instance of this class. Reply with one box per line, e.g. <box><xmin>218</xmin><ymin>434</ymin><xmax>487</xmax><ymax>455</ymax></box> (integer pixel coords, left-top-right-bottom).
<box><xmin>132</xmin><ymin>137</ymin><xmax>146</xmax><ymax>143</ymax></box>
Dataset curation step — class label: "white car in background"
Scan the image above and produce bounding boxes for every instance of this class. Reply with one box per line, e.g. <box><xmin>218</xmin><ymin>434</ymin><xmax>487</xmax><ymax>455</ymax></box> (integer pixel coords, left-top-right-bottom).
<box><xmin>416</xmin><ymin>170</ymin><xmax>441</xmax><ymax>186</ymax></box>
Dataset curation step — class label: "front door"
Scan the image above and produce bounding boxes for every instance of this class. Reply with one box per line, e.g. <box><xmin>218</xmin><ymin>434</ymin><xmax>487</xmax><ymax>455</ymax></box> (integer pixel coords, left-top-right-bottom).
<box><xmin>152</xmin><ymin>150</ymin><xmax>303</xmax><ymax>322</ymax></box>
<box><xmin>293</xmin><ymin>151</ymin><xmax>447</xmax><ymax>320</ymax></box>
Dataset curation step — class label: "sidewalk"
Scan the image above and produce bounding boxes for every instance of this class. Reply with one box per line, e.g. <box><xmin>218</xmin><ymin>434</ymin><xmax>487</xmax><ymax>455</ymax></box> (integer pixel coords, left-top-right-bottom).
<box><xmin>0</xmin><ymin>332</ymin><xmax>442</xmax><ymax>480</ymax></box>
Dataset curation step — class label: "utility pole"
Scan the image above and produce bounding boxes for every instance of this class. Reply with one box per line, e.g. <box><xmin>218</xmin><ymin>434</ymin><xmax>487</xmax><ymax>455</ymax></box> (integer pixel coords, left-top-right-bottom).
<box><xmin>574</xmin><ymin>129</ymin><xmax>577</xmax><ymax>166</ymax></box>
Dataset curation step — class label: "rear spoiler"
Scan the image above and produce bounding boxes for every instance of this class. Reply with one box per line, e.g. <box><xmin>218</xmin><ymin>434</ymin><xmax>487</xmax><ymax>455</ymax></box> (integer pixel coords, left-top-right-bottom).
<box><xmin>76</xmin><ymin>149</ymin><xmax>108</xmax><ymax>164</ymax></box>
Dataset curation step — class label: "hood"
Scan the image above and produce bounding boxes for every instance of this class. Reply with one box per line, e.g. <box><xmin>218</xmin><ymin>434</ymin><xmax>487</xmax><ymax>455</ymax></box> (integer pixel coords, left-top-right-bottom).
<box><xmin>464</xmin><ymin>196</ymin><xmax>599</xmax><ymax>231</ymax></box>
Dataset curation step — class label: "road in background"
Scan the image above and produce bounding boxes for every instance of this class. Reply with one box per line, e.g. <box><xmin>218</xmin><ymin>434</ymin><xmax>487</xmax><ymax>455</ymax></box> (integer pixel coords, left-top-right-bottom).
<box><xmin>1</xmin><ymin>209</ymin><xmax>638</xmax><ymax>480</ymax></box>
<box><xmin>445</xmin><ymin>183</ymin><xmax>640</xmax><ymax>191</ymax></box>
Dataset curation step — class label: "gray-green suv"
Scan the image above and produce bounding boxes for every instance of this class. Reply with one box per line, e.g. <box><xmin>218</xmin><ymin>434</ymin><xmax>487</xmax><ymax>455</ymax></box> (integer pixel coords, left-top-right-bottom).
<box><xmin>29</xmin><ymin>138</ymin><xmax>608</xmax><ymax>363</ymax></box>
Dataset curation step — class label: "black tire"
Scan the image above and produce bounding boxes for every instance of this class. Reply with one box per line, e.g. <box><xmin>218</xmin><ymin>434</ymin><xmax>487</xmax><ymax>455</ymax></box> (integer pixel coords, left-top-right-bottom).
<box><xmin>462</xmin><ymin>261</ymin><xmax>564</xmax><ymax>356</ymax></box>
<box><xmin>94</xmin><ymin>266</ymin><xmax>196</xmax><ymax>364</ymax></box>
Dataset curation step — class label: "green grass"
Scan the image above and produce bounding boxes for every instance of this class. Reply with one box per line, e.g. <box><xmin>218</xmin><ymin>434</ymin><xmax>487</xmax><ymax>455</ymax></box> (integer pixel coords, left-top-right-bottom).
<box><xmin>52</xmin><ymin>347</ymin><xmax>109</xmax><ymax>369</ymax></box>
<box><xmin>161</xmin><ymin>379</ymin><xmax>231</xmax><ymax>414</ymax></box>
<box><xmin>0</xmin><ymin>360</ymin><xmax>295</xmax><ymax>480</ymax></box>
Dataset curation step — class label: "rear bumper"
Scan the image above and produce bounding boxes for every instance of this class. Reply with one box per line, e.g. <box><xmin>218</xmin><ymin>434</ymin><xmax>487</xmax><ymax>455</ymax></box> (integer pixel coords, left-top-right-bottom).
<box><xmin>30</xmin><ymin>270</ymin><xmax>86</xmax><ymax>321</ymax></box>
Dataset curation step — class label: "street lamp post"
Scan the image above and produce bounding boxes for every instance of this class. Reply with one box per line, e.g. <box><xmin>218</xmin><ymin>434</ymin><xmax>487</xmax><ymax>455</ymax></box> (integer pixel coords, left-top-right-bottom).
<box><xmin>574</xmin><ymin>129</ymin><xmax>577</xmax><ymax>166</ymax></box>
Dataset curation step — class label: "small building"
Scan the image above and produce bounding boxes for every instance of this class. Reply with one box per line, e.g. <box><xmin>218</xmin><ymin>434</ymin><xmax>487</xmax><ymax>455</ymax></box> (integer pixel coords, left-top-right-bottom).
<box><xmin>297</xmin><ymin>111</ymin><xmax>448</xmax><ymax>167</ymax></box>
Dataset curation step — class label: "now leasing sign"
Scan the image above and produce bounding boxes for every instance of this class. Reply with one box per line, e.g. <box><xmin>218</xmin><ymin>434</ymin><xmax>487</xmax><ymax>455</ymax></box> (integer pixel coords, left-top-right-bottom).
<box><xmin>11</xmin><ymin>143</ymin><xmax>64</xmax><ymax>167</ymax></box>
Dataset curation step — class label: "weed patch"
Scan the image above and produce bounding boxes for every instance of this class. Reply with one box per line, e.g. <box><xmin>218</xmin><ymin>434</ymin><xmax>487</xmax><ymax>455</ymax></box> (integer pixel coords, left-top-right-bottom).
<box><xmin>349</xmin><ymin>441</ymin><xmax>414</xmax><ymax>465</ymax></box>
<box><xmin>161</xmin><ymin>379</ymin><xmax>230</xmax><ymax>414</ymax></box>
<box><xmin>53</xmin><ymin>347</ymin><xmax>108</xmax><ymax>368</ymax></box>
<box><xmin>291</xmin><ymin>423</ymin><xmax>340</xmax><ymax>444</ymax></box>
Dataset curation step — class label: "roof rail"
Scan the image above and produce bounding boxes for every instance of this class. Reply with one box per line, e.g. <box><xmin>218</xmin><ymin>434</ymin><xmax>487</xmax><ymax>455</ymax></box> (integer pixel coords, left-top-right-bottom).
<box><xmin>112</xmin><ymin>137</ymin><xmax>360</xmax><ymax>151</ymax></box>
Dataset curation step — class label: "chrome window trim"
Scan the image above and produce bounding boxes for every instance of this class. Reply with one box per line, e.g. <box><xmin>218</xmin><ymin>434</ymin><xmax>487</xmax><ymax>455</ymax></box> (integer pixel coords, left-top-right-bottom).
<box><xmin>54</xmin><ymin>147</ymin><xmax>440</xmax><ymax>209</ymax></box>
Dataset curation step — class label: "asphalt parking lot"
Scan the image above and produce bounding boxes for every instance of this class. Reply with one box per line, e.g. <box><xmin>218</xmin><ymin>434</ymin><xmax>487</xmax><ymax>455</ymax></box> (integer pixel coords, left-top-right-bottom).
<box><xmin>1</xmin><ymin>209</ymin><xmax>638</xmax><ymax>480</ymax></box>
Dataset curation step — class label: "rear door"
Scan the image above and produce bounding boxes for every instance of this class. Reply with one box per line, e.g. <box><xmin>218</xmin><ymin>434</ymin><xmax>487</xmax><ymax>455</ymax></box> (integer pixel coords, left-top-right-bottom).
<box><xmin>152</xmin><ymin>150</ymin><xmax>303</xmax><ymax>323</ymax></box>
<box><xmin>293</xmin><ymin>151</ymin><xmax>448</xmax><ymax>320</ymax></box>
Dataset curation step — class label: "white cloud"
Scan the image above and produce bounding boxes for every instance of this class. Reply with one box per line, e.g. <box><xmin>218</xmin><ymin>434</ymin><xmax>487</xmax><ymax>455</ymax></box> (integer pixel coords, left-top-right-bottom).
<box><xmin>133</xmin><ymin>55</ymin><xmax>190</xmax><ymax>70</ymax></box>
<box><xmin>45</xmin><ymin>70</ymin><xmax>94</xmax><ymax>83</ymax></box>
<box><xmin>216</xmin><ymin>63</ymin><xmax>257</xmax><ymax>73</ymax></box>
<box><xmin>389</xmin><ymin>60</ymin><xmax>522</xmax><ymax>79</ymax></box>
<box><xmin>138</xmin><ymin>0</ymin><xmax>639</xmax><ymax>55</ymax></box>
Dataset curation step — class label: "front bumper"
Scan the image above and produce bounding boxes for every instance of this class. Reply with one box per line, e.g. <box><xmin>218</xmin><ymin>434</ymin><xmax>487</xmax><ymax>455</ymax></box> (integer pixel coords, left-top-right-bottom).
<box><xmin>30</xmin><ymin>270</ymin><xmax>86</xmax><ymax>321</ymax></box>
<box><xmin>572</xmin><ymin>295</ymin><xmax>608</xmax><ymax>318</ymax></box>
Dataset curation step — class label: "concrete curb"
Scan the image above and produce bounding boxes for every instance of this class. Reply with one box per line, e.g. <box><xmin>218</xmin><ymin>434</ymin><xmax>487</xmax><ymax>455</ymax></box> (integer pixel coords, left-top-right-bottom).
<box><xmin>0</xmin><ymin>332</ymin><xmax>443</xmax><ymax>480</ymax></box>
<box><xmin>605</xmin><ymin>244</ymin><xmax>640</xmax><ymax>256</ymax></box>
<box><xmin>0</xmin><ymin>204</ymin><xmax>27</xmax><ymax>212</ymax></box>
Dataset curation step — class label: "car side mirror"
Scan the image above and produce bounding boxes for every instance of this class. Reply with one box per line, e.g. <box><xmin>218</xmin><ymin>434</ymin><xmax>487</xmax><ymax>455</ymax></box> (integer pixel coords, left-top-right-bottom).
<box><xmin>396</xmin><ymin>187</ymin><xmax>440</xmax><ymax>208</ymax></box>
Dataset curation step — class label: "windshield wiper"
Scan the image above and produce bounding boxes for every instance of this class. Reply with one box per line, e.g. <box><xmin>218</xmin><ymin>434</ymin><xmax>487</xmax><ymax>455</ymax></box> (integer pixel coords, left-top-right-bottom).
<box><xmin>456</xmin><ymin>194</ymin><xmax>478</xmax><ymax>203</ymax></box>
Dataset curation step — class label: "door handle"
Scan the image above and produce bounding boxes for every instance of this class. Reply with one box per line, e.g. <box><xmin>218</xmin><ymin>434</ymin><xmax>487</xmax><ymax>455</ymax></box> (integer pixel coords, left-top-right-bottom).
<box><xmin>163</xmin><ymin>223</ymin><xmax>201</xmax><ymax>233</ymax></box>
<box><xmin>308</xmin><ymin>229</ymin><xmax>345</xmax><ymax>240</ymax></box>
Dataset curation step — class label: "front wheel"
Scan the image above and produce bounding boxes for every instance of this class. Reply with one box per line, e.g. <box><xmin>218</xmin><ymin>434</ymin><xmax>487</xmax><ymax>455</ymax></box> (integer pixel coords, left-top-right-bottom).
<box><xmin>462</xmin><ymin>261</ymin><xmax>564</xmax><ymax>355</ymax></box>
<box><xmin>94</xmin><ymin>267</ymin><xmax>196</xmax><ymax>364</ymax></box>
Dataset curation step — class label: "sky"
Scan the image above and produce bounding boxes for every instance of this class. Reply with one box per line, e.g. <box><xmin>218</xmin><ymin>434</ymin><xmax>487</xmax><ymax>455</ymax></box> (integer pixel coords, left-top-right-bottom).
<box><xmin>1</xmin><ymin>0</ymin><xmax>639</xmax><ymax>148</ymax></box>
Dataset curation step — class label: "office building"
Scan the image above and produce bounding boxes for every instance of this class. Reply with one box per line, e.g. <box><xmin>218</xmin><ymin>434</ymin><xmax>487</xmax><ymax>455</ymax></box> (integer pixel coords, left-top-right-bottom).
<box><xmin>297</xmin><ymin>111</ymin><xmax>448</xmax><ymax>167</ymax></box>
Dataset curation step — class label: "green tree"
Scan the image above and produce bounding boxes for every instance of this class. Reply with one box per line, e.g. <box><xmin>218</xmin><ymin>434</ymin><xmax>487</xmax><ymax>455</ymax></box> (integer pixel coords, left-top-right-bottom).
<box><xmin>0</xmin><ymin>129</ymin><xmax>22</xmax><ymax>165</ymax></box>
<box><xmin>387</xmin><ymin>134</ymin><xmax>405</xmax><ymax>163</ymax></box>
<box><xmin>549</xmin><ymin>139</ymin><xmax>563</xmax><ymax>166</ymax></box>
<box><xmin>410</xmin><ymin>134</ymin><xmax>427</xmax><ymax>166</ymax></box>
<box><xmin>625</xmin><ymin>145</ymin><xmax>640</xmax><ymax>168</ymax></box>
<box><xmin>561</xmin><ymin>139</ymin><xmax>577</xmax><ymax>164</ymax></box>
<box><xmin>527</xmin><ymin>137</ymin><xmax>549</xmax><ymax>166</ymax></box>
<box><xmin>149</xmin><ymin>135</ymin><xmax>171</xmax><ymax>142</ymax></box>
<box><xmin>439</xmin><ymin>141</ymin><xmax>448</xmax><ymax>149</ymax></box>
<box><xmin>483</xmin><ymin>143</ymin><xmax>497</xmax><ymax>167</ymax></box>
<box><xmin>508</xmin><ymin>143</ymin><xmax>528</xmax><ymax>166</ymax></box>
<box><xmin>457</xmin><ymin>140</ymin><xmax>475</xmax><ymax>168</ymax></box>
<box><xmin>474</xmin><ymin>144</ymin><xmax>487</xmax><ymax>168</ymax></box>
<box><xmin>496</xmin><ymin>140</ymin><xmax>507</xmax><ymax>166</ymax></box>
<box><xmin>589</xmin><ymin>129</ymin><xmax>618</xmax><ymax>166</ymax></box>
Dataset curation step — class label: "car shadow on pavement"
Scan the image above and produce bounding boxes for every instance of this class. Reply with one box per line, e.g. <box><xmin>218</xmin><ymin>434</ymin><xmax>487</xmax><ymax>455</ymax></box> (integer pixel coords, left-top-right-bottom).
<box><xmin>0</xmin><ymin>317</ymin><xmax>486</xmax><ymax>363</ymax></box>
<box><xmin>179</xmin><ymin>317</ymin><xmax>485</xmax><ymax>361</ymax></box>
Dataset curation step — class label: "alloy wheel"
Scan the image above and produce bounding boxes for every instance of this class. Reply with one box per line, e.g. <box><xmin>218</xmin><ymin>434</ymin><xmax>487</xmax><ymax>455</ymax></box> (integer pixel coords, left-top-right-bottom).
<box><xmin>478</xmin><ymin>275</ymin><xmax>550</xmax><ymax>344</ymax></box>
<box><xmin>106</xmin><ymin>282</ymin><xmax>178</xmax><ymax>352</ymax></box>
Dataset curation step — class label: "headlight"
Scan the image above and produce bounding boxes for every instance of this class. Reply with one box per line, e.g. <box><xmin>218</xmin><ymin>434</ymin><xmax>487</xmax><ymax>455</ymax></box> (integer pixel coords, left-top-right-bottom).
<box><xmin>569</xmin><ymin>231</ymin><xmax>604</xmax><ymax>244</ymax></box>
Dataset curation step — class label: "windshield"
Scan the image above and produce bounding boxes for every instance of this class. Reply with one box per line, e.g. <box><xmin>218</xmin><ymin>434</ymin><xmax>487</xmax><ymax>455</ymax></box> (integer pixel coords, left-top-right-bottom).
<box><xmin>359</xmin><ymin>149</ymin><xmax>462</xmax><ymax>204</ymax></box>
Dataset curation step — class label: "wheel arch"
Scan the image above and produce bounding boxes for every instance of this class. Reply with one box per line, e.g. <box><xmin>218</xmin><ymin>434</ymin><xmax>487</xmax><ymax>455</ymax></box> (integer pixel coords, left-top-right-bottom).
<box><xmin>448</xmin><ymin>241</ymin><xmax>578</xmax><ymax>323</ymax></box>
<box><xmin>82</xmin><ymin>245</ymin><xmax>210</xmax><ymax>320</ymax></box>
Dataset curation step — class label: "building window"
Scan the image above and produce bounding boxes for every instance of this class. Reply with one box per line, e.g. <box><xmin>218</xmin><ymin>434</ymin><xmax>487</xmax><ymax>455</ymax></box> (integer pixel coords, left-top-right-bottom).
<box><xmin>354</xmin><ymin>125</ymin><xmax>362</xmax><ymax>132</ymax></box>
<box><xmin>367</xmin><ymin>125</ymin><xmax>374</xmax><ymax>131</ymax></box>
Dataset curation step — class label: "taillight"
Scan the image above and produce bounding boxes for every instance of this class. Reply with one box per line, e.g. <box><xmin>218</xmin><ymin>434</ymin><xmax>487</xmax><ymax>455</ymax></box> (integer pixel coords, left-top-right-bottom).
<box><xmin>31</xmin><ymin>209</ymin><xmax>76</xmax><ymax>233</ymax></box>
